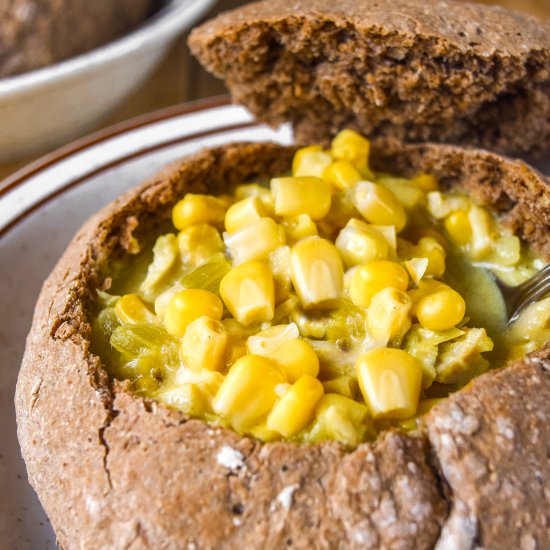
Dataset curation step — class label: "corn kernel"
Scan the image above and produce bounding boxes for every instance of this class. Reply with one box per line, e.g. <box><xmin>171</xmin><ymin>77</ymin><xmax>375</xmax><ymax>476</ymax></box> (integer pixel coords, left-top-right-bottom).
<box><xmin>444</xmin><ymin>211</ymin><xmax>472</xmax><ymax>246</ymax></box>
<box><xmin>224</xmin><ymin>217</ymin><xmax>285</xmax><ymax>265</ymax></box>
<box><xmin>403</xmin><ymin>258</ymin><xmax>429</xmax><ymax>285</ymax></box>
<box><xmin>493</xmin><ymin>234</ymin><xmax>521</xmax><ymax>266</ymax></box>
<box><xmin>408</xmin><ymin>279</ymin><xmax>447</xmax><ymax>305</ymax></box>
<box><xmin>234</xmin><ymin>183</ymin><xmax>274</xmax><ymax>214</ymax></box>
<box><xmin>267</xmin><ymin>375</ymin><xmax>324</xmax><ymax>437</ymax></box>
<box><xmin>410</xmin><ymin>173</ymin><xmax>439</xmax><ymax>192</ymax></box>
<box><xmin>220</xmin><ymin>261</ymin><xmax>275</xmax><ymax>325</ymax></box>
<box><xmin>322</xmin><ymin>375</ymin><xmax>359</xmax><ymax>399</ymax></box>
<box><xmin>377</xmin><ymin>176</ymin><xmax>426</xmax><ymax>209</ymax></box>
<box><xmin>271</xmin><ymin>176</ymin><xmax>332</xmax><ymax>220</ymax></box>
<box><xmin>213</xmin><ymin>355</ymin><xmax>284</xmax><ymax>431</ymax></box>
<box><xmin>290</xmin><ymin>237</ymin><xmax>343</xmax><ymax>309</ymax></box>
<box><xmin>164</xmin><ymin>289</ymin><xmax>223</xmax><ymax>337</ymax></box>
<box><xmin>115</xmin><ymin>294</ymin><xmax>157</xmax><ymax>325</ymax></box>
<box><xmin>468</xmin><ymin>205</ymin><xmax>494</xmax><ymax>259</ymax></box>
<box><xmin>178</xmin><ymin>224</ymin><xmax>224</xmax><ymax>267</ymax></box>
<box><xmin>292</xmin><ymin>145</ymin><xmax>333</xmax><ymax>178</ymax></box>
<box><xmin>331</xmin><ymin>129</ymin><xmax>371</xmax><ymax>175</ymax></box>
<box><xmin>247</xmin><ymin>323</ymin><xmax>300</xmax><ymax>355</ymax></box>
<box><xmin>412</xmin><ymin>237</ymin><xmax>446</xmax><ymax>278</ymax></box>
<box><xmin>308</xmin><ymin>393</ymin><xmax>374</xmax><ymax>447</ymax></box>
<box><xmin>335</xmin><ymin>218</ymin><xmax>389</xmax><ymax>267</ymax></box>
<box><xmin>172</xmin><ymin>194</ymin><xmax>227</xmax><ymax>230</ymax></box>
<box><xmin>269</xmin><ymin>246</ymin><xmax>292</xmax><ymax>303</ymax></box>
<box><xmin>427</xmin><ymin>191</ymin><xmax>470</xmax><ymax>219</ymax></box>
<box><xmin>180</xmin><ymin>316</ymin><xmax>228</xmax><ymax>371</ymax></box>
<box><xmin>415</xmin><ymin>288</ymin><xmax>466</xmax><ymax>331</ymax></box>
<box><xmin>224</xmin><ymin>197</ymin><xmax>267</xmax><ymax>234</ymax></box>
<box><xmin>356</xmin><ymin>348</ymin><xmax>423</xmax><ymax>419</ymax></box>
<box><xmin>352</xmin><ymin>181</ymin><xmax>407</xmax><ymax>232</ymax></box>
<box><xmin>367</xmin><ymin>287</ymin><xmax>412</xmax><ymax>345</ymax></box>
<box><xmin>173</xmin><ymin>368</ymin><xmax>225</xmax><ymax>403</ymax></box>
<box><xmin>349</xmin><ymin>260</ymin><xmax>409</xmax><ymax>308</ymax></box>
<box><xmin>156</xmin><ymin>383</ymin><xmax>209</xmax><ymax>416</ymax></box>
<box><xmin>323</xmin><ymin>160</ymin><xmax>362</xmax><ymax>190</ymax></box>
<box><xmin>282</xmin><ymin>214</ymin><xmax>318</xmax><ymax>243</ymax></box>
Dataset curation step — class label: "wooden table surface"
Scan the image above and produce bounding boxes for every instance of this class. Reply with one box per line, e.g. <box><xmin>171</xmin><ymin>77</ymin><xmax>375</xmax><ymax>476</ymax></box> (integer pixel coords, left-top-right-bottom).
<box><xmin>0</xmin><ymin>0</ymin><xmax>548</xmax><ymax>180</ymax></box>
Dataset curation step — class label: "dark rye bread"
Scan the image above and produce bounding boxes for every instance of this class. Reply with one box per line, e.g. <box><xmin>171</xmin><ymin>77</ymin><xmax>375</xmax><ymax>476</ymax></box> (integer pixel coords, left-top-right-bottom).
<box><xmin>188</xmin><ymin>0</ymin><xmax>550</xmax><ymax>157</ymax></box>
<box><xmin>15</xmin><ymin>141</ymin><xmax>550</xmax><ymax>549</ymax></box>
<box><xmin>0</xmin><ymin>0</ymin><xmax>157</xmax><ymax>78</ymax></box>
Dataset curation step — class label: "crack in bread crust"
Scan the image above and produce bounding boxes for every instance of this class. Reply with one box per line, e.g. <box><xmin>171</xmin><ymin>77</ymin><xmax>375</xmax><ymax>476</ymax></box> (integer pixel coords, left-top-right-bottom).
<box><xmin>15</xmin><ymin>142</ymin><xmax>549</xmax><ymax>549</ymax></box>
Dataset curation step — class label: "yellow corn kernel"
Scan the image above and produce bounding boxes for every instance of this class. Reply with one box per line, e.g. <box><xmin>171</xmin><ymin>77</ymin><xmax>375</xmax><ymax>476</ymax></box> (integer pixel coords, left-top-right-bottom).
<box><xmin>309</xmin><ymin>393</ymin><xmax>374</xmax><ymax>447</ymax></box>
<box><xmin>410</xmin><ymin>173</ymin><xmax>439</xmax><ymax>192</ymax></box>
<box><xmin>220</xmin><ymin>261</ymin><xmax>275</xmax><ymax>325</ymax></box>
<box><xmin>224</xmin><ymin>217</ymin><xmax>285</xmax><ymax>265</ymax></box>
<box><xmin>212</xmin><ymin>355</ymin><xmax>284</xmax><ymax>431</ymax></box>
<box><xmin>164</xmin><ymin>289</ymin><xmax>223</xmax><ymax>337</ymax></box>
<box><xmin>427</xmin><ymin>191</ymin><xmax>470</xmax><ymax>219</ymax></box>
<box><xmin>377</xmin><ymin>176</ymin><xmax>426</xmax><ymax>209</ymax></box>
<box><xmin>173</xmin><ymin>368</ymin><xmax>225</xmax><ymax>403</ymax></box>
<box><xmin>247</xmin><ymin>323</ymin><xmax>299</xmax><ymax>354</ymax></box>
<box><xmin>224</xmin><ymin>197</ymin><xmax>267</xmax><ymax>233</ymax></box>
<box><xmin>403</xmin><ymin>258</ymin><xmax>429</xmax><ymax>286</ymax></box>
<box><xmin>408</xmin><ymin>279</ymin><xmax>447</xmax><ymax>307</ymax></box>
<box><xmin>292</xmin><ymin>145</ymin><xmax>333</xmax><ymax>178</ymax></box>
<box><xmin>349</xmin><ymin>260</ymin><xmax>409</xmax><ymax>308</ymax></box>
<box><xmin>492</xmin><ymin>234</ymin><xmax>521</xmax><ymax>266</ymax></box>
<box><xmin>271</xmin><ymin>176</ymin><xmax>332</xmax><ymax>220</ymax></box>
<box><xmin>352</xmin><ymin>181</ymin><xmax>407</xmax><ymax>232</ymax></box>
<box><xmin>234</xmin><ymin>183</ymin><xmax>274</xmax><ymax>214</ymax></box>
<box><xmin>323</xmin><ymin>160</ymin><xmax>362</xmax><ymax>190</ymax></box>
<box><xmin>322</xmin><ymin>375</ymin><xmax>359</xmax><ymax>399</ymax></box>
<box><xmin>415</xmin><ymin>287</ymin><xmax>466</xmax><ymax>331</ymax></box>
<box><xmin>180</xmin><ymin>316</ymin><xmax>228</xmax><ymax>372</ymax></box>
<box><xmin>331</xmin><ymin>129</ymin><xmax>371</xmax><ymax>175</ymax></box>
<box><xmin>444</xmin><ymin>211</ymin><xmax>472</xmax><ymax>246</ymax></box>
<box><xmin>267</xmin><ymin>246</ymin><xmax>291</xmax><ymax>303</ymax></box>
<box><xmin>468</xmin><ymin>205</ymin><xmax>493</xmax><ymax>259</ymax></box>
<box><xmin>156</xmin><ymin>383</ymin><xmax>209</xmax><ymax>417</ymax></box>
<box><xmin>290</xmin><ymin>237</ymin><xmax>343</xmax><ymax>309</ymax></box>
<box><xmin>356</xmin><ymin>348</ymin><xmax>423</xmax><ymax>419</ymax></box>
<box><xmin>114</xmin><ymin>294</ymin><xmax>157</xmax><ymax>325</ymax></box>
<box><xmin>172</xmin><ymin>194</ymin><xmax>227</xmax><ymax>230</ymax></box>
<box><xmin>177</xmin><ymin>224</ymin><xmax>224</xmax><ymax>267</ymax></box>
<box><xmin>335</xmin><ymin>218</ymin><xmax>389</xmax><ymax>267</ymax></box>
<box><xmin>367</xmin><ymin>287</ymin><xmax>412</xmax><ymax>345</ymax></box>
<box><xmin>282</xmin><ymin>214</ymin><xmax>318</xmax><ymax>243</ymax></box>
<box><xmin>412</xmin><ymin>237</ymin><xmax>446</xmax><ymax>278</ymax></box>
<box><xmin>267</xmin><ymin>375</ymin><xmax>324</xmax><ymax>437</ymax></box>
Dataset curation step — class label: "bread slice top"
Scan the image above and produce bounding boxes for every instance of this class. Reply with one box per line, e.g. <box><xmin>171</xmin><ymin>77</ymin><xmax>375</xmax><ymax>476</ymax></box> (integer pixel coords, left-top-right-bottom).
<box><xmin>189</xmin><ymin>0</ymin><xmax>550</xmax><ymax>156</ymax></box>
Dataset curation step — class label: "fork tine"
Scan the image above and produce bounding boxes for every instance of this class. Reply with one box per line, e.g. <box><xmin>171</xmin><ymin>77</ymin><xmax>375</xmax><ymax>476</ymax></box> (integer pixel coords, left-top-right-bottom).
<box><xmin>517</xmin><ymin>263</ymin><xmax>550</xmax><ymax>293</ymax></box>
<box><xmin>509</xmin><ymin>277</ymin><xmax>550</xmax><ymax>324</ymax></box>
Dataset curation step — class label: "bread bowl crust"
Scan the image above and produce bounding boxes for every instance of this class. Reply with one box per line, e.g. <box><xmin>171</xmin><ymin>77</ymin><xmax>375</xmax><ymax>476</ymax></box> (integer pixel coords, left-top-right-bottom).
<box><xmin>189</xmin><ymin>0</ymin><xmax>550</xmax><ymax>157</ymax></box>
<box><xmin>15</xmin><ymin>141</ymin><xmax>549</xmax><ymax>549</ymax></box>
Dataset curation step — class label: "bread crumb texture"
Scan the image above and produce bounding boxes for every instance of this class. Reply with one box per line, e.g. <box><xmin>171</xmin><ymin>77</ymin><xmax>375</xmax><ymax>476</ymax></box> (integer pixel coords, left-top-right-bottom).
<box><xmin>15</xmin><ymin>142</ymin><xmax>549</xmax><ymax>549</ymax></box>
<box><xmin>189</xmin><ymin>0</ymin><xmax>550</xmax><ymax>156</ymax></box>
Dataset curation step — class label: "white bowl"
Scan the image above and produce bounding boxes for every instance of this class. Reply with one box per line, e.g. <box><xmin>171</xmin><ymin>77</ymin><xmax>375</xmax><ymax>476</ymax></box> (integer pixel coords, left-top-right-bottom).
<box><xmin>0</xmin><ymin>0</ymin><xmax>216</xmax><ymax>163</ymax></box>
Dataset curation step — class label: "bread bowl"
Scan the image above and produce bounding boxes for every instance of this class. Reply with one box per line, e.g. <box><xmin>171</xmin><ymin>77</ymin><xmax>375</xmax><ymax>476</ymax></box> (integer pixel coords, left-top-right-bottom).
<box><xmin>0</xmin><ymin>0</ymin><xmax>158</xmax><ymax>78</ymax></box>
<box><xmin>15</xmin><ymin>1</ymin><xmax>550</xmax><ymax>549</ymax></box>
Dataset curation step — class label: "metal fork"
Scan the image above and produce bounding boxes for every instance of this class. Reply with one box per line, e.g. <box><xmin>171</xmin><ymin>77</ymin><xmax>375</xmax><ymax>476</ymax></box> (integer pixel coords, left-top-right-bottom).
<box><xmin>493</xmin><ymin>264</ymin><xmax>550</xmax><ymax>324</ymax></box>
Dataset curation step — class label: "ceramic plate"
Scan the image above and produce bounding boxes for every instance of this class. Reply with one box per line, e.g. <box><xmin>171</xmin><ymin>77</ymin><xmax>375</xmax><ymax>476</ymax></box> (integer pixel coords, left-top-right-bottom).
<box><xmin>0</xmin><ymin>97</ymin><xmax>292</xmax><ymax>549</ymax></box>
<box><xmin>0</xmin><ymin>97</ymin><xmax>548</xmax><ymax>549</ymax></box>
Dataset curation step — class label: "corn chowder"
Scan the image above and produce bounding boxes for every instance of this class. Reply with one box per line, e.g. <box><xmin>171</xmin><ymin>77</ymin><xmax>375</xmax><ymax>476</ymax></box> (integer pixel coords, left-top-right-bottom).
<box><xmin>93</xmin><ymin>130</ymin><xmax>549</xmax><ymax>447</ymax></box>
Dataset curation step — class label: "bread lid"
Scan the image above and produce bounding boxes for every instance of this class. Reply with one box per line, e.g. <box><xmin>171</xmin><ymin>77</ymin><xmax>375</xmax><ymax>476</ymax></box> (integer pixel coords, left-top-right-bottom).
<box><xmin>189</xmin><ymin>0</ymin><xmax>550</xmax><ymax>156</ymax></box>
